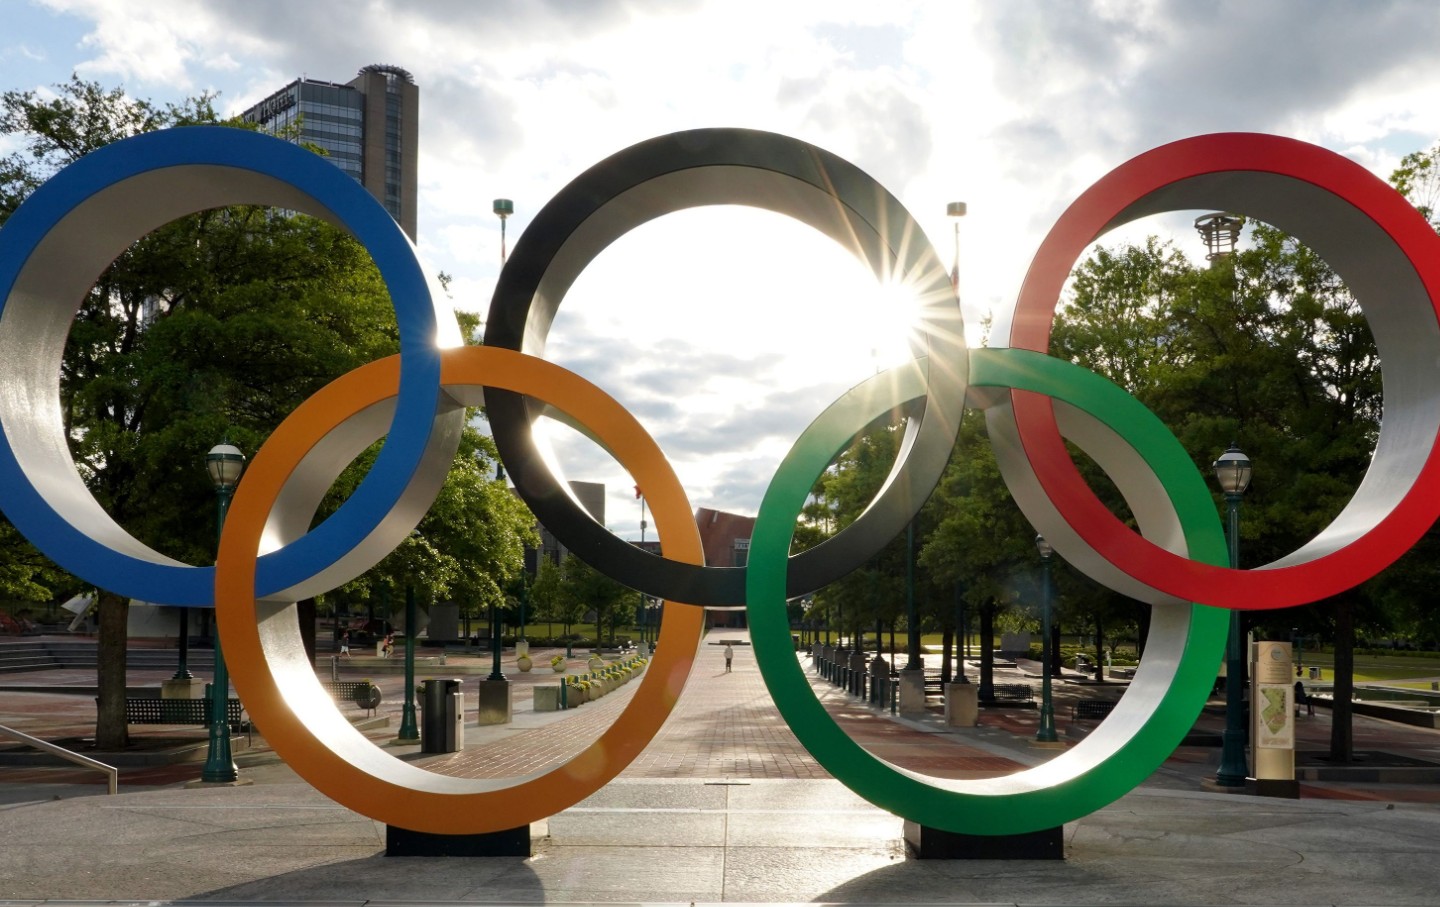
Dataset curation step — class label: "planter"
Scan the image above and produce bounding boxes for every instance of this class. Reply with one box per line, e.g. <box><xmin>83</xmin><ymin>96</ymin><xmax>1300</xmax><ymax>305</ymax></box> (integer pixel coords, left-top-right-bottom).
<box><xmin>552</xmin><ymin>661</ymin><xmax>567</xmax><ymax>673</ymax></box>
<box><xmin>517</xmin><ymin>654</ymin><xmax>532</xmax><ymax>672</ymax></box>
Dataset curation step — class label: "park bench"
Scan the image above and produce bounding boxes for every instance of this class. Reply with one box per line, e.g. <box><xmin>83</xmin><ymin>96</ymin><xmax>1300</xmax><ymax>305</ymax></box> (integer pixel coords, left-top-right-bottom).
<box><xmin>1071</xmin><ymin>699</ymin><xmax>1118</xmax><ymax>721</ymax></box>
<box><xmin>120</xmin><ymin>696</ymin><xmax>248</xmax><ymax>743</ymax></box>
<box><xmin>985</xmin><ymin>683</ymin><xmax>1035</xmax><ymax>706</ymax></box>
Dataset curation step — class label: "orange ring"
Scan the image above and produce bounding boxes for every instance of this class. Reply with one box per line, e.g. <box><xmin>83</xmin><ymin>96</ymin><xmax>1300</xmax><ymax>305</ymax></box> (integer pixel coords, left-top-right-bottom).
<box><xmin>217</xmin><ymin>346</ymin><xmax>704</xmax><ymax>833</ymax></box>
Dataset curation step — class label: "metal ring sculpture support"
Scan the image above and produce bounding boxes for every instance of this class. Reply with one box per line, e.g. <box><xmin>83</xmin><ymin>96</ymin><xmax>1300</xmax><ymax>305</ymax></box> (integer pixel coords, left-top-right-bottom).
<box><xmin>4</xmin><ymin>126</ymin><xmax>1439</xmax><ymax>838</ymax></box>
<box><xmin>484</xmin><ymin>128</ymin><xmax>966</xmax><ymax>606</ymax></box>
<box><xmin>0</xmin><ymin>127</ymin><xmax>462</xmax><ymax>606</ymax></box>
<box><xmin>216</xmin><ymin>346</ymin><xmax>704</xmax><ymax>833</ymax></box>
<box><xmin>747</xmin><ymin>349</ymin><xmax>1228</xmax><ymax>834</ymax></box>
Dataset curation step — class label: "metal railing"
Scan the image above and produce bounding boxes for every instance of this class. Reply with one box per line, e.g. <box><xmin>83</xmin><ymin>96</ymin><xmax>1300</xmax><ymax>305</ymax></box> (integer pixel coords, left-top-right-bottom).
<box><xmin>809</xmin><ymin>647</ymin><xmax>898</xmax><ymax>714</ymax></box>
<box><xmin>0</xmin><ymin>723</ymin><xmax>117</xmax><ymax>794</ymax></box>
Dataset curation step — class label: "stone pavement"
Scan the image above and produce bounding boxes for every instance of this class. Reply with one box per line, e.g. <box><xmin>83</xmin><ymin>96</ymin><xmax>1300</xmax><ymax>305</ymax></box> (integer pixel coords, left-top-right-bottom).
<box><xmin>3</xmin><ymin>629</ymin><xmax>1440</xmax><ymax>904</ymax></box>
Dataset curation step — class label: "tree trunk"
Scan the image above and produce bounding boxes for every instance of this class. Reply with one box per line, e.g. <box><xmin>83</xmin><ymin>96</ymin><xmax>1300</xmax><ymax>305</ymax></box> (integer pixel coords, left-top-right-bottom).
<box><xmin>94</xmin><ymin>591</ymin><xmax>129</xmax><ymax>750</ymax></box>
<box><xmin>1330</xmin><ymin>598</ymin><xmax>1355</xmax><ymax>763</ymax></box>
<box><xmin>940</xmin><ymin>626</ymin><xmax>953</xmax><ymax>683</ymax></box>
<box><xmin>1136</xmin><ymin>605</ymin><xmax>1151</xmax><ymax>660</ymax></box>
<box><xmin>298</xmin><ymin>597</ymin><xmax>318</xmax><ymax>666</ymax></box>
<box><xmin>978</xmin><ymin>599</ymin><xmax>996</xmax><ymax>703</ymax></box>
<box><xmin>1051</xmin><ymin>621</ymin><xmax>1062</xmax><ymax>676</ymax></box>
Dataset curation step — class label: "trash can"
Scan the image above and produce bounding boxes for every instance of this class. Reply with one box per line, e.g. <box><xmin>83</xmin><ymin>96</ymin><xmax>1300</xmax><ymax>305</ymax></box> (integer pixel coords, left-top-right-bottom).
<box><xmin>1309</xmin><ymin>666</ymin><xmax>1321</xmax><ymax>681</ymax></box>
<box><xmin>421</xmin><ymin>678</ymin><xmax>464</xmax><ymax>754</ymax></box>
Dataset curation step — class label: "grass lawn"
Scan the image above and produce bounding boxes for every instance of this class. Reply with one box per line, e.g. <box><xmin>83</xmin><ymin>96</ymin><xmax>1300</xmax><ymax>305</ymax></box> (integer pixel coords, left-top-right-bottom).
<box><xmin>1288</xmin><ymin>651</ymin><xmax>1440</xmax><ymax>684</ymax></box>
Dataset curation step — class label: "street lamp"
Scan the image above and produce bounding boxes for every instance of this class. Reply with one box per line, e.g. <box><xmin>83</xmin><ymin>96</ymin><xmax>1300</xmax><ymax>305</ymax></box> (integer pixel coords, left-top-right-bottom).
<box><xmin>171</xmin><ymin>610</ymin><xmax>193</xmax><ymax>680</ymax></box>
<box><xmin>201</xmin><ymin>441</ymin><xmax>244</xmax><ymax>784</ymax></box>
<box><xmin>947</xmin><ymin>201</ymin><xmax>967</xmax><ymax>294</ymax></box>
<box><xmin>397</xmin><ymin>583</ymin><xmax>419</xmax><ymax>743</ymax></box>
<box><xmin>1034</xmin><ymin>533</ymin><xmax>1059</xmax><ymax>743</ymax></box>
<box><xmin>1214</xmin><ymin>444</ymin><xmax>1252</xmax><ymax>787</ymax></box>
<box><xmin>493</xmin><ymin>198</ymin><xmax>514</xmax><ymax>265</ymax></box>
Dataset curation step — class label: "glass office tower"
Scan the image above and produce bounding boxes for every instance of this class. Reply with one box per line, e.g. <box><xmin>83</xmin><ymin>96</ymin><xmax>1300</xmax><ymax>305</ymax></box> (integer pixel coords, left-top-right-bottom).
<box><xmin>242</xmin><ymin>64</ymin><xmax>418</xmax><ymax>239</ymax></box>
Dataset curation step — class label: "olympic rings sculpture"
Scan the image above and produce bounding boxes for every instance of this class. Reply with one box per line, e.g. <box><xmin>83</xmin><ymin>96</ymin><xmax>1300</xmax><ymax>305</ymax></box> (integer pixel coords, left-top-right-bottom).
<box><xmin>2</xmin><ymin>125</ymin><xmax>1437</xmax><ymax>837</ymax></box>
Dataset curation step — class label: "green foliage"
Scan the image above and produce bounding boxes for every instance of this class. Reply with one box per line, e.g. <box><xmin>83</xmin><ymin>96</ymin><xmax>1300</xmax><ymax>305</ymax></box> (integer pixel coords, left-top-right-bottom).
<box><xmin>525</xmin><ymin>554</ymin><xmax>635</xmax><ymax>643</ymax></box>
<box><xmin>0</xmin><ymin>76</ymin><xmax>539</xmax><ymax>629</ymax></box>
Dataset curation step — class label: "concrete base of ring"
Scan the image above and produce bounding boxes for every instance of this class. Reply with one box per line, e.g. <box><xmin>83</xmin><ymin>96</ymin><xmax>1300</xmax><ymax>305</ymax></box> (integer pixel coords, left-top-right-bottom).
<box><xmin>1248</xmin><ymin>777</ymin><xmax>1301</xmax><ymax>799</ymax></box>
<box><xmin>475</xmin><ymin>678</ymin><xmax>512</xmax><ymax>725</ymax></box>
<box><xmin>898</xmin><ymin>668</ymin><xmax>927</xmax><ymax>715</ymax></box>
<box><xmin>385</xmin><ymin>823</ymin><xmax>530</xmax><ymax>857</ymax></box>
<box><xmin>944</xmin><ymin>682</ymin><xmax>979</xmax><ymax>727</ymax></box>
<box><xmin>904</xmin><ymin>820</ymin><xmax>1064</xmax><ymax>860</ymax></box>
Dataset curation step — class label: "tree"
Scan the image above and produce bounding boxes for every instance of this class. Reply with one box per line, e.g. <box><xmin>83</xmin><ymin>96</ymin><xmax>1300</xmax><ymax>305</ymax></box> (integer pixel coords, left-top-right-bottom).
<box><xmin>528</xmin><ymin>556</ymin><xmax>571</xmax><ymax>638</ymax></box>
<box><xmin>327</xmin><ymin>423</ymin><xmax>536</xmax><ymax>627</ymax></box>
<box><xmin>0</xmin><ymin>77</ymin><xmax>538</xmax><ymax>748</ymax></box>
<box><xmin>0</xmin><ymin>523</ymin><xmax>76</xmax><ymax>603</ymax></box>
<box><xmin>566</xmin><ymin>553</ymin><xmax>633</xmax><ymax>644</ymax></box>
<box><xmin>1048</xmin><ymin>212</ymin><xmax>1387</xmax><ymax>760</ymax></box>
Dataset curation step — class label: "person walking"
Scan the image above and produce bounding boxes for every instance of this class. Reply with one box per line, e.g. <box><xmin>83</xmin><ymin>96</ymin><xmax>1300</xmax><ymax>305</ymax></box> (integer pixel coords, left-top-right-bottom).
<box><xmin>724</xmin><ymin>643</ymin><xmax>734</xmax><ymax>673</ymax></box>
<box><xmin>339</xmin><ymin>630</ymin><xmax>350</xmax><ymax>657</ymax></box>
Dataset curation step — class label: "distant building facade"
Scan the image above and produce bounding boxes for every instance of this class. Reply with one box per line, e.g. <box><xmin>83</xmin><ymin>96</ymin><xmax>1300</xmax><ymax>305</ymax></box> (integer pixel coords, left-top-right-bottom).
<box><xmin>241</xmin><ymin>64</ymin><xmax>419</xmax><ymax>239</ymax></box>
<box><xmin>527</xmin><ymin>481</ymin><xmax>608</xmax><ymax>574</ymax></box>
<box><xmin>695</xmin><ymin>507</ymin><xmax>755</xmax><ymax>628</ymax></box>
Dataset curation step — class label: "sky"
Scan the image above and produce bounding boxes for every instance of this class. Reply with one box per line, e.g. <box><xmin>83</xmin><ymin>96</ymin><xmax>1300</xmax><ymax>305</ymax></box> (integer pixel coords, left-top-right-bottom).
<box><xmin>6</xmin><ymin>0</ymin><xmax>1440</xmax><ymax>542</ymax></box>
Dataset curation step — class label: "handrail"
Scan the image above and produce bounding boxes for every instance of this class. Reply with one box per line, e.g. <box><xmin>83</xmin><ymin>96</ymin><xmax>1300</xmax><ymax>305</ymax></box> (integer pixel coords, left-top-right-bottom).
<box><xmin>0</xmin><ymin>723</ymin><xmax>117</xmax><ymax>794</ymax></box>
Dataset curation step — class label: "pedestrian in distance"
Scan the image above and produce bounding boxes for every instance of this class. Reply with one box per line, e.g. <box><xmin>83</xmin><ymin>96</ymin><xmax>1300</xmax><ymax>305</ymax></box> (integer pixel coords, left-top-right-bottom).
<box><xmin>724</xmin><ymin>643</ymin><xmax>734</xmax><ymax>673</ymax></box>
<box><xmin>340</xmin><ymin>630</ymin><xmax>350</xmax><ymax>657</ymax></box>
<box><xmin>382</xmin><ymin>633</ymin><xmax>394</xmax><ymax>659</ymax></box>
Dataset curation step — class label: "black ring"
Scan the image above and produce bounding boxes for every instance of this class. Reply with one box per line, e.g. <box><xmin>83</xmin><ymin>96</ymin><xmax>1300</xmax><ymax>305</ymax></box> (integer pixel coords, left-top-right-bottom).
<box><xmin>484</xmin><ymin>128</ymin><xmax>965</xmax><ymax>605</ymax></box>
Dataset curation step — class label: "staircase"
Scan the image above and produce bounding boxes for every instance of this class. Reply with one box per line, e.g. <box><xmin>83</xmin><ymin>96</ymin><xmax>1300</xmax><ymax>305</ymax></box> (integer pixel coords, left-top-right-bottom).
<box><xmin>0</xmin><ymin>638</ymin><xmax>216</xmax><ymax>674</ymax></box>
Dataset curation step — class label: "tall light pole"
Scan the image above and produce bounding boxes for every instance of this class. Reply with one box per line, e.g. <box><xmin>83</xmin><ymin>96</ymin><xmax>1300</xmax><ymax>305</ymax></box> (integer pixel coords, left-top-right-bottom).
<box><xmin>397</xmin><ymin>583</ymin><xmax>419</xmax><ymax>743</ymax></box>
<box><xmin>946</xmin><ymin>201</ymin><xmax>969</xmax><ymax>685</ymax></box>
<box><xmin>493</xmin><ymin>198</ymin><xmax>514</xmax><ymax>265</ymax></box>
<box><xmin>1214</xmin><ymin>444</ymin><xmax>1253</xmax><ymax>787</ymax></box>
<box><xmin>171</xmin><ymin>607</ymin><xmax>193</xmax><ymax>681</ymax></box>
<box><xmin>201</xmin><ymin>441</ymin><xmax>244</xmax><ymax>784</ymax></box>
<box><xmin>1034</xmin><ymin>533</ymin><xmax>1059</xmax><ymax>743</ymax></box>
<box><xmin>947</xmin><ymin>201</ymin><xmax>967</xmax><ymax>294</ymax></box>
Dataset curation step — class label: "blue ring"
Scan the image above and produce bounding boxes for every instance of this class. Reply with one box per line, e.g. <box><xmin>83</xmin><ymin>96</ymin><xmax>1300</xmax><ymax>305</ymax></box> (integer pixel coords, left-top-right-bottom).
<box><xmin>0</xmin><ymin>127</ymin><xmax>447</xmax><ymax>605</ymax></box>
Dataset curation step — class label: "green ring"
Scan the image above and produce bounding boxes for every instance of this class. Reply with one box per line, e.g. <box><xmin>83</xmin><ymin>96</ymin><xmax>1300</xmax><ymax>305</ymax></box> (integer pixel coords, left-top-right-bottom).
<box><xmin>746</xmin><ymin>348</ymin><xmax>1228</xmax><ymax>835</ymax></box>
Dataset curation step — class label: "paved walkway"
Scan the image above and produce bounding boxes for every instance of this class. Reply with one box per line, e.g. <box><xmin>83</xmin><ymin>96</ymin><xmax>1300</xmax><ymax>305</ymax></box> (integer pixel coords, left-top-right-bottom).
<box><xmin>4</xmin><ymin>629</ymin><xmax>1440</xmax><ymax>903</ymax></box>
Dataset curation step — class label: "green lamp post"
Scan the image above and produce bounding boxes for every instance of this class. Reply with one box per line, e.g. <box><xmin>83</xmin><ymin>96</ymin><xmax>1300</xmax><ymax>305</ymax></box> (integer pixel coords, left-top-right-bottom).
<box><xmin>1034</xmin><ymin>533</ymin><xmax>1059</xmax><ymax>743</ymax></box>
<box><xmin>1214</xmin><ymin>444</ymin><xmax>1253</xmax><ymax>787</ymax></box>
<box><xmin>397</xmin><ymin>584</ymin><xmax>419</xmax><ymax>743</ymax></box>
<box><xmin>201</xmin><ymin>441</ymin><xmax>244</xmax><ymax>784</ymax></box>
<box><xmin>904</xmin><ymin>519</ymin><xmax>922</xmax><ymax>671</ymax></box>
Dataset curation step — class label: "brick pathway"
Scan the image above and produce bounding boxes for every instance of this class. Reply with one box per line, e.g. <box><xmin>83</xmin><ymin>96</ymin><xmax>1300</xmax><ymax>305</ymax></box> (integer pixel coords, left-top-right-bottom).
<box><xmin>12</xmin><ymin>633</ymin><xmax>1440</xmax><ymax>803</ymax></box>
<box><xmin>418</xmin><ymin>629</ymin><xmax>1024</xmax><ymax>782</ymax></box>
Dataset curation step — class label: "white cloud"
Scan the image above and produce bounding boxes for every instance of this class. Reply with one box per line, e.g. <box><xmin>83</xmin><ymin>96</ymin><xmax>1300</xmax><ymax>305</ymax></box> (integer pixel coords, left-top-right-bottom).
<box><xmin>12</xmin><ymin>0</ymin><xmax>1440</xmax><ymax>538</ymax></box>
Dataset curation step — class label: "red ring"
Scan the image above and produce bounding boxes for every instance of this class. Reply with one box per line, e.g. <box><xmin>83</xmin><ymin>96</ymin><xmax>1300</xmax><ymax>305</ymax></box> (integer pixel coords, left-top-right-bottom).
<box><xmin>1009</xmin><ymin>133</ymin><xmax>1440</xmax><ymax>609</ymax></box>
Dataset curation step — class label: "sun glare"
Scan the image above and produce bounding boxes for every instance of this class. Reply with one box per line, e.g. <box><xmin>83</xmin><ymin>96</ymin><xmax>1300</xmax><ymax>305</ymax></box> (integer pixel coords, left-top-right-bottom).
<box><xmin>534</xmin><ymin>206</ymin><xmax>956</xmax><ymax>528</ymax></box>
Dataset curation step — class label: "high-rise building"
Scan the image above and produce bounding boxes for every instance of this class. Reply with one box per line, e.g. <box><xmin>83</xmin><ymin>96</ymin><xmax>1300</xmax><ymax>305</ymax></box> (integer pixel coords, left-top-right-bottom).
<box><xmin>241</xmin><ymin>64</ymin><xmax>418</xmax><ymax>239</ymax></box>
